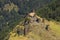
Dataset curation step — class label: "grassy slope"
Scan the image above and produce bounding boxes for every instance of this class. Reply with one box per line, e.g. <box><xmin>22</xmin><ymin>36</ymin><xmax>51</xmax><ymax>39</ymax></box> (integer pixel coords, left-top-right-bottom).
<box><xmin>49</xmin><ymin>21</ymin><xmax>60</xmax><ymax>36</ymax></box>
<box><xmin>8</xmin><ymin>19</ymin><xmax>60</xmax><ymax>40</ymax></box>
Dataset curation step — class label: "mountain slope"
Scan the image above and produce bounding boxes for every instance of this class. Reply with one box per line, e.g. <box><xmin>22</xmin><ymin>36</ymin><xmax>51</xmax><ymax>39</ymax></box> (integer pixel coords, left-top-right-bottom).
<box><xmin>8</xmin><ymin>15</ymin><xmax>60</xmax><ymax>40</ymax></box>
<box><xmin>0</xmin><ymin>0</ymin><xmax>60</xmax><ymax>40</ymax></box>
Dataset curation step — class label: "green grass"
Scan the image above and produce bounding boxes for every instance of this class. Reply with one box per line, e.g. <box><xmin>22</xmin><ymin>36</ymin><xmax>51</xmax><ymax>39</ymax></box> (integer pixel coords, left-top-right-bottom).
<box><xmin>49</xmin><ymin>21</ymin><xmax>60</xmax><ymax>36</ymax></box>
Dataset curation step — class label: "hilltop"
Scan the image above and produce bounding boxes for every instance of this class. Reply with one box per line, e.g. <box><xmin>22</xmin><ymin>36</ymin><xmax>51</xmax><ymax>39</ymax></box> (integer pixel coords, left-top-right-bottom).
<box><xmin>8</xmin><ymin>12</ymin><xmax>60</xmax><ymax>40</ymax></box>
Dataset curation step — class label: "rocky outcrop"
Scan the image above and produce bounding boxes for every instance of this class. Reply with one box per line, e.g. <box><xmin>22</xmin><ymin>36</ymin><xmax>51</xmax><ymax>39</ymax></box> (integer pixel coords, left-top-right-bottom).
<box><xmin>8</xmin><ymin>14</ymin><xmax>60</xmax><ymax>40</ymax></box>
<box><xmin>23</xmin><ymin>12</ymin><xmax>50</xmax><ymax>35</ymax></box>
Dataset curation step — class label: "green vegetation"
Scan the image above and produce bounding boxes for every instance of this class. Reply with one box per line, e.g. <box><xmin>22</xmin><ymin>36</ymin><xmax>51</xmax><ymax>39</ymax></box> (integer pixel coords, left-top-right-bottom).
<box><xmin>0</xmin><ymin>0</ymin><xmax>51</xmax><ymax>14</ymax></box>
<box><xmin>0</xmin><ymin>0</ymin><xmax>60</xmax><ymax>40</ymax></box>
<box><xmin>0</xmin><ymin>3</ymin><xmax>24</xmax><ymax>40</ymax></box>
<box><xmin>36</xmin><ymin>0</ymin><xmax>60</xmax><ymax>21</ymax></box>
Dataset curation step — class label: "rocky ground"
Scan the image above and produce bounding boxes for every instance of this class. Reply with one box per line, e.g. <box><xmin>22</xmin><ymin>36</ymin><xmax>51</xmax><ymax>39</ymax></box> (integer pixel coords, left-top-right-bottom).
<box><xmin>8</xmin><ymin>15</ymin><xmax>60</xmax><ymax>40</ymax></box>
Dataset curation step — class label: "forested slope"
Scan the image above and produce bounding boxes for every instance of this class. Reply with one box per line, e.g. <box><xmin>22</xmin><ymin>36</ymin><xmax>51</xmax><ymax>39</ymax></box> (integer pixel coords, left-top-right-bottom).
<box><xmin>37</xmin><ymin>0</ymin><xmax>60</xmax><ymax>21</ymax></box>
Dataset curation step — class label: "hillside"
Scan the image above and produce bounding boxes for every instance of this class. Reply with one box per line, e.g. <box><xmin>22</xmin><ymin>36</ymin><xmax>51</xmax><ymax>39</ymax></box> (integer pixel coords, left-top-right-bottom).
<box><xmin>0</xmin><ymin>0</ymin><xmax>51</xmax><ymax>14</ymax></box>
<box><xmin>0</xmin><ymin>0</ymin><xmax>60</xmax><ymax>40</ymax></box>
<box><xmin>0</xmin><ymin>0</ymin><xmax>51</xmax><ymax>40</ymax></box>
<box><xmin>37</xmin><ymin>0</ymin><xmax>60</xmax><ymax>21</ymax></box>
<box><xmin>8</xmin><ymin>14</ymin><xmax>60</xmax><ymax>40</ymax></box>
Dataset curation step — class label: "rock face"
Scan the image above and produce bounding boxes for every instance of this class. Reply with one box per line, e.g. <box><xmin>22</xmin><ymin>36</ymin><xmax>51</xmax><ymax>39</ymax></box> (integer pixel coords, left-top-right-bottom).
<box><xmin>28</xmin><ymin>11</ymin><xmax>35</xmax><ymax>17</ymax></box>
<box><xmin>24</xmin><ymin>16</ymin><xmax>40</xmax><ymax>35</ymax></box>
<box><xmin>23</xmin><ymin>12</ymin><xmax>49</xmax><ymax>35</ymax></box>
<box><xmin>9</xmin><ymin>12</ymin><xmax>50</xmax><ymax>36</ymax></box>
